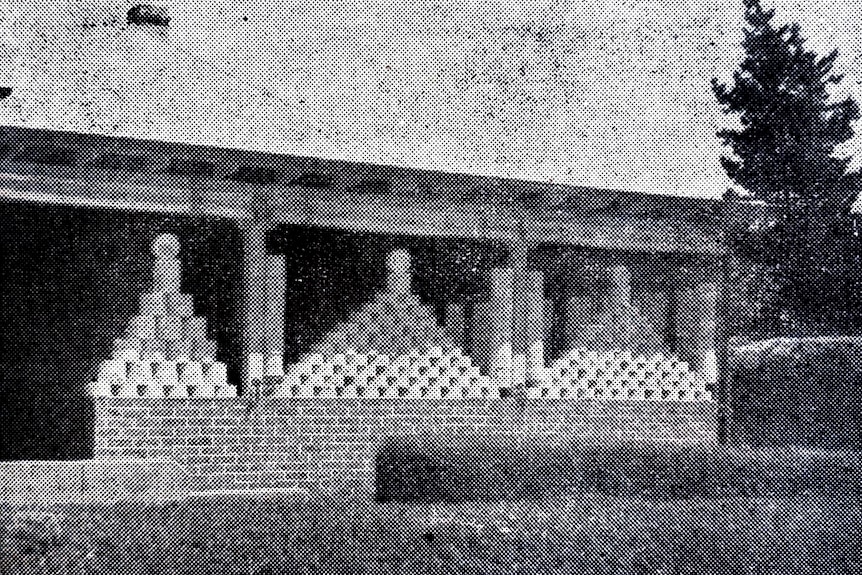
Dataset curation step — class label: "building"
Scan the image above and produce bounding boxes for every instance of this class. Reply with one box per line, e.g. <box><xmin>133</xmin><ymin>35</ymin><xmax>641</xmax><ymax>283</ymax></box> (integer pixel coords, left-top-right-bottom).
<box><xmin>0</xmin><ymin>126</ymin><xmax>725</xmax><ymax>497</ymax></box>
<box><xmin>0</xmin><ymin>1</ymin><xmax>730</xmax><ymax>497</ymax></box>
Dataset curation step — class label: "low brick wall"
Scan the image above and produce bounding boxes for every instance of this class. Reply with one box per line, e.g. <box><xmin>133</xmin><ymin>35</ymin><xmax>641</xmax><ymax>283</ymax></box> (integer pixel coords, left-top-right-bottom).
<box><xmin>94</xmin><ymin>398</ymin><xmax>718</xmax><ymax>495</ymax></box>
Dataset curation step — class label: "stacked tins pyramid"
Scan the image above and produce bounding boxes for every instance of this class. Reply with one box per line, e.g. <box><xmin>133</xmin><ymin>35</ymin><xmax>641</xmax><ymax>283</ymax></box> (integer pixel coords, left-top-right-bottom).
<box><xmin>260</xmin><ymin>249</ymin><xmax>496</xmax><ymax>399</ymax></box>
<box><xmin>309</xmin><ymin>250</ymin><xmax>455</xmax><ymax>358</ymax></box>
<box><xmin>568</xmin><ymin>302</ymin><xmax>666</xmax><ymax>357</ymax></box>
<box><xmin>88</xmin><ymin>234</ymin><xmax>235</xmax><ymax>398</ymax></box>
<box><xmin>534</xmin><ymin>348</ymin><xmax>712</xmax><ymax>401</ymax></box>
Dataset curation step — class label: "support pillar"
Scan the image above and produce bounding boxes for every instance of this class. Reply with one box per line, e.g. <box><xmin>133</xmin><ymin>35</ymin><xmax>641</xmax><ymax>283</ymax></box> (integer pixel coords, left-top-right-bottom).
<box><xmin>238</xmin><ymin>222</ymin><xmax>285</xmax><ymax>389</ymax></box>
<box><xmin>445</xmin><ymin>303</ymin><xmax>466</xmax><ymax>350</ymax></box>
<box><xmin>469</xmin><ymin>268</ymin><xmax>514</xmax><ymax>378</ymax></box>
<box><xmin>563</xmin><ymin>294</ymin><xmax>594</xmax><ymax>352</ymax></box>
<box><xmin>511</xmin><ymin>244</ymin><xmax>544</xmax><ymax>387</ymax></box>
<box><xmin>239</xmin><ymin>223</ymin><xmax>266</xmax><ymax>388</ymax></box>
<box><xmin>265</xmin><ymin>253</ymin><xmax>286</xmax><ymax>355</ymax></box>
<box><xmin>386</xmin><ymin>249</ymin><xmax>412</xmax><ymax>294</ymax></box>
<box><xmin>514</xmin><ymin>270</ymin><xmax>545</xmax><ymax>384</ymax></box>
<box><xmin>488</xmin><ymin>268</ymin><xmax>514</xmax><ymax>383</ymax></box>
<box><xmin>676</xmin><ymin>281</ymin><xmax>718</xmax><ymax>383</ymax></box>
<box><xmin>604</xmin><ymin>265</ymin><xmax>632</xmax><ymax>313</ymax></box>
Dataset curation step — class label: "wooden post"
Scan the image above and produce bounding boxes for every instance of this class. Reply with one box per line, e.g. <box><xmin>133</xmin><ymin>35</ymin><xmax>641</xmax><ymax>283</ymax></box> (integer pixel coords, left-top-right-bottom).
<box><xmin>265</xmin><ymin>253</ymin><xmax>286</xmax><ymax>355</ymax></box>
<box><xmin>716</xmin><ymin>253</ymin><xmax>732</xmax><ymax>444</ymax></box>
<box><xmin>238</xmin><ymin>221</ymin><xmax>282</xmax><ymax>388</ymax></box>
<box><xmin>445</xmin><ymin>303</ymin><xmax>466</xmax><ymax>350</ymax></box>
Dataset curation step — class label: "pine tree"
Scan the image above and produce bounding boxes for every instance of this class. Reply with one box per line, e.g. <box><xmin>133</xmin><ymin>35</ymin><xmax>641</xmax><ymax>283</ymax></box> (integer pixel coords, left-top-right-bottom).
<box><xmin>713</xmin><ymin>0</ymin><xmax>860</xmax><ymax>332</ymax></box>
<box><xmin>713</xmin><ymin>0</ymin><xmax>859</xmax><ymax>209</ymax></box>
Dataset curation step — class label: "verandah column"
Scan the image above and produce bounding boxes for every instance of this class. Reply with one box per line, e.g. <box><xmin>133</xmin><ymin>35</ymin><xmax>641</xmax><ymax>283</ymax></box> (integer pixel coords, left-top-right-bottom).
<box><xmin>511</xmin><ymin>242</ymin><xmax>544</xmax><ymax>386</ymax></box>
<box><xmin>604</xmin><ymin>265</ymin><xmax>632</xmax><ymax>313</ymax></box>
<box><xmin>467</xmin><ymin>268</ymin><xmax>513</xmax><ymax>378</ymax></box>
<box><xmin>488</xmin><ymin>267</ymin><xmax>514</xmax><ymax>382</ymax></box>
<box><xmin>265</xmin><ymin>252</ymin><xmax>286</xmax><ymax>355</ymax></box>
<box><xmin>238</xmin><ymin>221</ymin><xmax>285</xmax><ymax>388</ymax></box>
<box><xmin>675</xmin><ymin>281</ymin><xmax>718</xmax><ymax>384</ymax></box>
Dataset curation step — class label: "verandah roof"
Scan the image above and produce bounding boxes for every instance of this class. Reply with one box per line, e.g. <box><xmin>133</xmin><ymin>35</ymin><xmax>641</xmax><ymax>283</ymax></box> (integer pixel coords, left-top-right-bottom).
<box><xmin>0</xmin><ymin>126</ymin><xmax>723</xmax><ymax>255</ymax></box>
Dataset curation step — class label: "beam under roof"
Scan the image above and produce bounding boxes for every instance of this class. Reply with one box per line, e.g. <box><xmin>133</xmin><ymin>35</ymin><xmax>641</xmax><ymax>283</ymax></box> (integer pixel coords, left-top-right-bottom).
<box><xmin>0</xmin><ymin>126</ymin><xmax>724</xmax><ymax>255</ymax></box>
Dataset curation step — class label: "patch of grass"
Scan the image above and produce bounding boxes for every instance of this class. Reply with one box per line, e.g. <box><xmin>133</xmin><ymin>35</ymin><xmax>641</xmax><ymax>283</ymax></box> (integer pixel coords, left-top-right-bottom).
<box><xmin>1</xmin><ymin>494</ymin><xmax>860</xmax><ymax>574</ymax></box>
<box><xmin>376</xmin><ymin>437</ymin><xmax>862</xmax><ymax>502</ymax></box>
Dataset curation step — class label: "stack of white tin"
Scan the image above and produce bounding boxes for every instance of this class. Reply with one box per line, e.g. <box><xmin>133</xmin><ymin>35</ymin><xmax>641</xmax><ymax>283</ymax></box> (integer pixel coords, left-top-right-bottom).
<box><xmin>310</xmin><ymin>250</ymin><xmax>454</xmax><ymax>358</ymax></box>
<box><xmin>528</xmin><ymin>348</ymin><xmax>712</xmax><ymax>402</ymax></box>
<box><xmin>89</xmin><ymin>234</ymin><xmax>237</xmax><ymax>398</ymax></box>
<box><xmin>258</xmin><ymin>346</ymin><xmax>499</xmax><ymax>399</ymax></box>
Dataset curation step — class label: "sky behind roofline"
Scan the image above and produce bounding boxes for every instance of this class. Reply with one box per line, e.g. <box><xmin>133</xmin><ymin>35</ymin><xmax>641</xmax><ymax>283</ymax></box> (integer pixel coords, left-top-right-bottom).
<box><xmin>1</xmin><ymin>0</ymin><xmax>861</xmax><ymax>200</ymax></box>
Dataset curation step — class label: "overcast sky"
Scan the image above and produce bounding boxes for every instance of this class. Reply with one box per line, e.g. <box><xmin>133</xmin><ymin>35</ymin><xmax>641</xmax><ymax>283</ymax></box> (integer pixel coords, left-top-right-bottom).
<box><xmin>5</xmin><ymin>0</ymin><xmax>862</xmax><ymax>199</ymax></box>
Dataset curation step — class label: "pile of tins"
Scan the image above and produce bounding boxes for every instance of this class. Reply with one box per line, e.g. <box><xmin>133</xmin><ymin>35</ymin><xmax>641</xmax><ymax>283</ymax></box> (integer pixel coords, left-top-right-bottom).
<box><xmin>530</xmin><ymin>348</ymin><xmax>712</xmax><ymax>401</ymax></box>
<box><xmin>310</xmin><ymin>292</ymin><xmax>454</xmax><ymax>358</ymax></box>
<box><xmin>88</xmin><ymin>355</ymin><xmax>235</xmax><ymax>398</ymax></box>
<box><xmin>252</xmin><ymin>346</ymin><xmax>500</xmax><ymax>399</ymax></box>
<box><xmin>88</xmin><ymin>234</ymin><xmax>235</xmax><ymax>398</ymax></box>
<box><xmin>114</xmin><ymin>307</ymin><xmax>220</xmax><ymax>363</ymax></box>
<box><xmin>88</xmin><ymin>305</ymin><xmax>235</xmax><ymax>397</ymax></box>
<box><xmin>569</xmin><ymin>305</ymin><xmax>665</xmax><ymax>357</ymax></box>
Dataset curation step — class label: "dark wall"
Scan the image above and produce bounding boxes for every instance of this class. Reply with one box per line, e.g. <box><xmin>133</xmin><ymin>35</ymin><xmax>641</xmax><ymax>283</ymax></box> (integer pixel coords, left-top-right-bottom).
<box><xmin>0</xmin><ymin>201</ymin><xmax>241</xmax><ymax>459</ymax></box>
